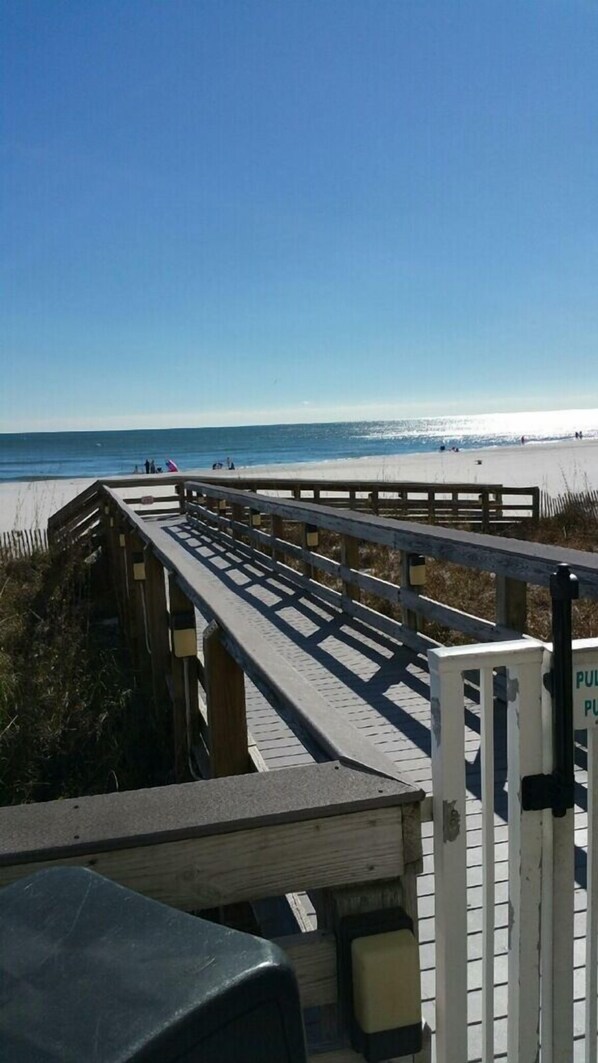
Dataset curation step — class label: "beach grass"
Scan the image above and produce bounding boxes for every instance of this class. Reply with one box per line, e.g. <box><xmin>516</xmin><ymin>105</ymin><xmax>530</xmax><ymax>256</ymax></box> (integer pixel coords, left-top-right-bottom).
<box><xmin>0</xmin><ymin>544</ymin><xmax>171</xmax><ymax>806</ymax></box>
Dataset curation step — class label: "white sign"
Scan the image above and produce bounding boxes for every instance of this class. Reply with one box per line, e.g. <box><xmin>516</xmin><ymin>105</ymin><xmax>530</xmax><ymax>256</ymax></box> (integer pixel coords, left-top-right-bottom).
<box><xmin>572</xmin><ymin>641</ymin><xmax>598</xmax><ymax>727</ymax></box>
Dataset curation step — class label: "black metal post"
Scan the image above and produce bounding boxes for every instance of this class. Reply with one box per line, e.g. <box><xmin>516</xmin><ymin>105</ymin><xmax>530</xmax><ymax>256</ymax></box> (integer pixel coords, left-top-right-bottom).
<box><xmin>550</xmin><ymin>563</ymin><xmax>579</xmax><ymax>818</ymax></box>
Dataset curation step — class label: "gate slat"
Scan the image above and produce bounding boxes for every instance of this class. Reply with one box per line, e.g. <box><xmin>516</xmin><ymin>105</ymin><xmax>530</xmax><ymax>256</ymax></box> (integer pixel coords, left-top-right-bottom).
<box><xmin>586</xmin><ymin>727</ymin><xmax>598</xmax><ymax>1063</ymax></box>
<box><xmin>480</xmin><ymin>666</ymin><xmax>495</xmax><ymax>1063</ymax></box>
<box><xmin>429</xmin><ymin>654</ymin><xmax>468</xmax><ymax>1063</ymax></box>
<box><xmin>507</xmin><ymin>653</ymin><xmax>544</xmax><ymax>1063</ymax></box>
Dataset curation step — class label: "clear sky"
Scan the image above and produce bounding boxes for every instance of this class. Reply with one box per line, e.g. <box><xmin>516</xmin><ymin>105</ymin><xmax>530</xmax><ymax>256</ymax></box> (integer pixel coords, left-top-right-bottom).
<box><xmin>2</xmin><ymin>0</ymin><xmax>598</xmax><ymax>432</ymax></box>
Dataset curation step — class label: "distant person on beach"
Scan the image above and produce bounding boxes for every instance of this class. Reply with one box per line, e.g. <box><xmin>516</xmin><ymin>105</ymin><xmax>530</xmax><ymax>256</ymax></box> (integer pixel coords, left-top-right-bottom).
<box><xmin>145</xmin><ymin>458</ymin><xmax>150</xmax><ymax>474</ymax></box>
<box><xmin>521</xmin><ymin>436</ymin><xmax>525</xmax><ymax>445</ymax></box>
<box><xmin>150</xmin><ymin>459</ymin><xmax>156</xmax><ymax>473</ymax></box>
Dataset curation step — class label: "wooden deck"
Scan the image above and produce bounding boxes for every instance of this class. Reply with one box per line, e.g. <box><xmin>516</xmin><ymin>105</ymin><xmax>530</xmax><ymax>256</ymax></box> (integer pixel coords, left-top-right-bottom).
<box><xmin>148</xmin><ymin>514</ymin><xmax>593</xmax><ymax>1061</ymax></box>
<box><xmin>34</xmin><ymin>476</ymin><xmax>598</xmax><ymax>1060</ymax></box>
<box><xmin>146</xmin><ymin>515</ymin><xmax>500</xmax><ymax>1057</ymax></box>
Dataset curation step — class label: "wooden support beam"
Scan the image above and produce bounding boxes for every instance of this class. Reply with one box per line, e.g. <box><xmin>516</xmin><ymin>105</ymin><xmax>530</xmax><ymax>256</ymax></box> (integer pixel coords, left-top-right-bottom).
<box><xmin>495</xmin><ymin>574</ymin><xmax>527</xmax><ymax>633</ymax></box>
<box><xmin>301</xmin><ymin>523</ymin><xmax>315</xmax><ymax>580</ymax></box>
<box><xmin>340</xmin><ymin>535</ymin><xmax>361</xmax><ymax>602</ymax></box>
<box><xmin>271</xmin><ymin>513</ymin><xmax>284</xmax><ymax>562</ymax></box>
<box><xmin>144</xmin><ymin>548</ymin><xmax>171</xmax><ymax>718</ymax></box>
<box><xmin>481</xmin><ymin>489</ymin><xmax>490</xmax><ymax>533</ymax></box>
<box><xmin>121</xmin><ymin>528</ymin><xmax>143</xmax><ymax>673</ymax></box>
<box><xmin>168</xmin><ymin>576</ymin><xmax>199</xmax><ymax>780</ymax></box>
<box><xmin>204</xmin><ymin>620</ymin><xmax>250</xmax><ymax>778</ymax></box>
<box><xmin>130</xmin><ymin>530</ymin><xmax>152</xmax><ymax>691</ymax></box>
<box><xmin>400</xmin><ymin>551</ymin><xmax>420</xmax><ymax>632</ymax></box>
<box><xmin>231</xmin><ymin>503</ymin><xmax>244</xmax><ymax>545</ymax></box>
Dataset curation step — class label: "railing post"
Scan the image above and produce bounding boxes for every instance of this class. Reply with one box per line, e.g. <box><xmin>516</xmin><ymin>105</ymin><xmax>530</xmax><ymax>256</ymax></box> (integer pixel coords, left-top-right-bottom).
<box><xmin>130</xmin><ymin>532</ymin><xmax>152</xmax><ymax>691</ymax></box>
<box><xmin>495</xmin><ymin>488</ymin><xmax>503</xmax><ymax>522</ymax></box>
<box><xmin>121</xmin><ymin>527</ymin><xmax>143</xmax><ymax>673</ymax></box>
<box><xmin>341</xmin><ymin>535</ymin><xmax>361</xmax><ymax>602</ymax></box>
<box><xmin>203</xmin><ymin>621</ymin><xmax>250</xmax><ymax>778</ymax></box>
<box><xmin>175</xmin><ymin>482</ymin><xmax>185</xmax><ymax>514</ymax></box>
<box><xmin>312</xmin><ymin>796</ymin><xmax>426</xmax><ymax>1060</ymax></box>
<box><xmin>230</xmin><ymin>503</ymin><xmax>244</xmax><ymax>545</ymax></box>
<box><xmin>271</xmin><ymin>513</ymin><xmax>284</xmax><ymax>563</ymax></box>
<box><xmin>102</xmin><ymin>500</ymin><xmax>123</xmax><ymax>621</ymax></box>
<box><xmin>495</xmin><ymin>575</ymin><xmax>527</xmax><ymax>633</ymax></box>
<box><xmin>144</xmin><ymin>547</ymin><xmax>171</xmax><ymax>716</ymax></box>
<box><xmin>301</xmin><ymin>523</ymin><xmax>316</xmax><ymax>580</ymax></box>
<box><xmin>168</xmin><ymin>576</ymin><xmax>198</xmax><ymax>781</ymax></box>
<box><xmin>481</xmin><ymin>489</ymin><xmax>490</xmax><ymax>533</ymax></box>
<box><xmin>427</xmin><ymin>489</ymin><xmax>435</xmax><ymax>524</ymax></box>
<box><xmin>400</xmin><ymin>552</ymin><xmax>424</xmax><ymax>632</ymax></box>
<box><xmin>531</xmin><ymin>485</ymin><xmax>540</xmax><ymax>522</ymax></box>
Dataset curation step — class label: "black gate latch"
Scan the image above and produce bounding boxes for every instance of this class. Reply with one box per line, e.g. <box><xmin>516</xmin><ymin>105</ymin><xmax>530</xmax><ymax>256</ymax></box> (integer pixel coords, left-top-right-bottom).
<box><xmin>521</xmin><ymin>564</ymin><xmax>578</xmax><ymax>819</ymax></box>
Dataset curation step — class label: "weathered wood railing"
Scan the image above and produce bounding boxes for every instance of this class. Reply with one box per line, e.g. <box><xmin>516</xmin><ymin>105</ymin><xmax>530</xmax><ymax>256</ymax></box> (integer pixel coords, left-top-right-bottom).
<box><xmin>10</xmin><ymin>479</ymin><xmax>433</xmax><ymax>1061</ymax></box>
<box><xmin>0</xmin><ymin>527</ymin><xmax>48</xmax><ymax>558</ymax></box>
<box><xmin>182</xmin><ymin>480</ymin><xmax>598</xmax><ymax>649</ymax></box>
<box><xmin>47</xmin><ymin>473</ymin><xmax>539</xmax><ymax>555</ymax></box>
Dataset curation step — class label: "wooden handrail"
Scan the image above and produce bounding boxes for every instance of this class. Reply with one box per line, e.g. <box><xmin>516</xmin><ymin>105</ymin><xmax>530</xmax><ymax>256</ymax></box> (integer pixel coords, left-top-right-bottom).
<box><xmin>185</xmin><ymin>481</ymin><xmax>598</xmax><ymax>596</ymax></box>
<box><xmin>101</xmin><ymin>486</ymin><xmax>416</xmax><ymax>781</ymax></box>
<box><xmin>47</xmin><ymin>473</ymin><xmax>539</xmax><ymax>542</ymax></box>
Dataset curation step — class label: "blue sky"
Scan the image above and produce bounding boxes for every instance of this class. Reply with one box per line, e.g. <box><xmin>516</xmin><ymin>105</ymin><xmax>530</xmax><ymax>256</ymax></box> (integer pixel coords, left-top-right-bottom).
<box><xmin>2</xmin><ymin>0</ymin><xmax>598</xmax><ymax>431</ymax></box>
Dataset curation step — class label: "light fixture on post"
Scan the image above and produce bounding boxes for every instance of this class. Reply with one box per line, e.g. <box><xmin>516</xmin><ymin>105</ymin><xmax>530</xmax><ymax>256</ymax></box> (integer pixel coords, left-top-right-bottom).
<box><xmin>305</xmin><ymin>524</ymin><xmax>319</xmax><ymax>548</ymax></box>
<box><xmin>337</xmin><ymin>908</ymin><xmax>422</xmax><ymax>1062</ymax></box>
<box><xmin>132</xmin><ymin>551</ymin><xmax>146</xmax><ymax>582</ymax></box>
<box><xmin>171</xmin><ymin>610</ymin><xmax>196</xmax><ymax>658</ymax></box>
<box><xmin>250</xmin><ymin>510</ymin><xmax>262</xmax><ymax>528</ymax></box>
<box><xmin>407</xmin><ymin>554</ymin><xmax>426</xmax><ymax>587</ymax></box>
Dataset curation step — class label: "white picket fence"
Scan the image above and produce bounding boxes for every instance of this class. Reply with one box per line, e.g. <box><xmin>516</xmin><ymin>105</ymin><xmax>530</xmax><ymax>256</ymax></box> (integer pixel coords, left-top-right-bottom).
<box><xmin>0</xmin><ymin>528</ymin><xmax>48</xmax><ymax>558</ymax></box>
<box><xmin>429</xmin><ymin>638</ymin><xmax>598</xmax><ymax>1063</ymax></box>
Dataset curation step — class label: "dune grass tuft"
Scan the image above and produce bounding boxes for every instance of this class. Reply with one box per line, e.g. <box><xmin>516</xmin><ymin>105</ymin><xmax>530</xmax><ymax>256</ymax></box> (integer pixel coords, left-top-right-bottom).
<box><xmin>0</xmin><ymin>544</ymin><xmax>170</xmax><ymax>806</ymax></box>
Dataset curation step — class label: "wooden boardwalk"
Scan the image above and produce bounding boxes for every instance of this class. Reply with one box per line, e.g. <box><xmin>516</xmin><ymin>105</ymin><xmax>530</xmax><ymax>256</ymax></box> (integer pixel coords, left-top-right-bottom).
<box><xmin>156</xmin><ymin>516</ymin><xmax>503</xmax><ymax>1057</ymax></box>
<box><xmin>154</xmin><ymin>515</ymin><xmax>594</xmax><ymax>1061</ymax></box>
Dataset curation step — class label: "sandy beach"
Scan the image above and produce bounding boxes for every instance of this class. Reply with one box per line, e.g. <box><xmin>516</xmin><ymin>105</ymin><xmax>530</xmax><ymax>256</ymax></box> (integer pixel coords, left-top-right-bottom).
<box><xmin>0</xmin><ymin>437</ymin><xmax>596</xmax><ymax>533</ymax></box>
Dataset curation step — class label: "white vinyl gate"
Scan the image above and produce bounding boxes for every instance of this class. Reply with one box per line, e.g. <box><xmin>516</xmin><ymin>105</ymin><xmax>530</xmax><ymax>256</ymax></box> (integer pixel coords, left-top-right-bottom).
<box><xmin>429</xmin><ymin>638</ymin><xmax>598</xmax><ymax>1063</ymax></box>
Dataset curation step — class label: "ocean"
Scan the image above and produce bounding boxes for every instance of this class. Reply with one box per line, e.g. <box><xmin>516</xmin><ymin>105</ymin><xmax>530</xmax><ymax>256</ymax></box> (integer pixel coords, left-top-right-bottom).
<box><xmin>0</xmin><ymin>409</ymin><xmax>596</xmax><ymax>483</ymax></box>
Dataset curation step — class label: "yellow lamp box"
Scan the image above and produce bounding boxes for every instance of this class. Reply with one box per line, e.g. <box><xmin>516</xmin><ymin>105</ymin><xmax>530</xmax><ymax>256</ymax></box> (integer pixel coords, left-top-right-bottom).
<box><xmin>408</xmin><ymin>554</ymin><xmax>426</xmax><ymax>587</ymax></box>
<box><xmin>132</xmin><ymin>552</ymin><xmax>146</xmax><ymax>582</ymax></box>
<box><xmin>305</xmin><ymin>525</ymin><xmax>319</xmax><ymax>548</ymax></box>
<box><xmin>171</xmin><ymin>610</ymin><xmax>196</xmax><ymax>658</ymax></box>
<box><xmin>337</xmin><ymin>908</ymin><xmax>422</xmax><ymax>1061</ymax></box>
